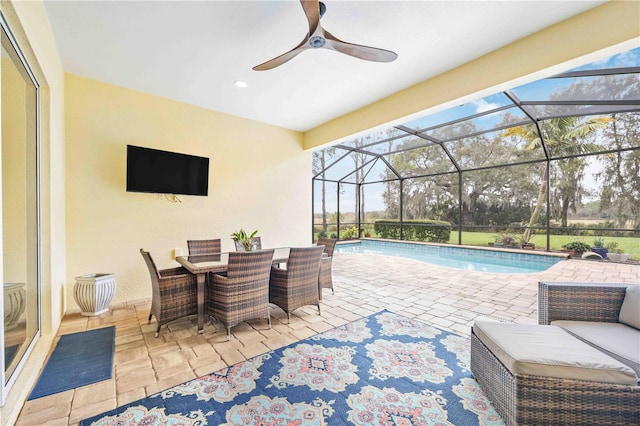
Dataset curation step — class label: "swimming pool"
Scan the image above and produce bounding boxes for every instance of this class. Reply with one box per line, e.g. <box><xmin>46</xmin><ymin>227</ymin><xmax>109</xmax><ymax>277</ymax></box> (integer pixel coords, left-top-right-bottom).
<box><xmin>335</xmin><ymin>240</ymin><xmax>564</xmax><ymax>273</ymax></box>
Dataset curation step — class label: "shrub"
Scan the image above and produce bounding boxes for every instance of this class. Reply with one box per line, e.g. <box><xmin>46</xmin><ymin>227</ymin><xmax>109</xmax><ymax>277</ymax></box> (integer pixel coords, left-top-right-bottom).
<box><xmin>606</xmin><ymin>241</ymin><xmax>619</xmax><ymax>250</ymax></box>
<box><xmin>340</xmin><ymin>226</ymin><xmax>359</xmax><ymax>240</ymax></box>
<box><xmin>562</xmin><ymin>241</ymin><xmax>591</xmax><ymax>253</ymax></box>
<box><xmin>373</xmin><ymin>220</ymin><xmax>451</xmax><ymax>243</ymax></box>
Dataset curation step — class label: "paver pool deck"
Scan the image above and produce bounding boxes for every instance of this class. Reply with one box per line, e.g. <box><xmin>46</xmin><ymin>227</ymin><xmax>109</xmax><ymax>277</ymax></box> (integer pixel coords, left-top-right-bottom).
<box><xmin>16</xmin><ymin>252</ymin><xmax>639</xmax><ymax>425</ymax></box>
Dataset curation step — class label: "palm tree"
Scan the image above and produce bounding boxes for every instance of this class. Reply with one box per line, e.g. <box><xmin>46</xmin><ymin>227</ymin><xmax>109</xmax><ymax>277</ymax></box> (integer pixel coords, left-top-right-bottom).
<box><xmin>503</xmin><ymin>116</ymin><xmax>610</xmax><ymax>242</ymax></box>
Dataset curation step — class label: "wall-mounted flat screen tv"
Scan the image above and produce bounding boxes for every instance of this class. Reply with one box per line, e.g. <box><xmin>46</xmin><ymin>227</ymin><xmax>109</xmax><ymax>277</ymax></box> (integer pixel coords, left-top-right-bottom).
<box><xmin>126</xmin><ymin>145</ymin><xmax>209</xmax><ymax>196</ymax></box>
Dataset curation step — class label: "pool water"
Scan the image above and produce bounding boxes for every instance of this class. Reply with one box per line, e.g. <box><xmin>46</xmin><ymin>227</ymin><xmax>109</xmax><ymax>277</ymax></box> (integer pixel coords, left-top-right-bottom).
<box><xmin>335</xmin><ymin>240</ymin><xmax>563</xmax><ymax>273</ymax></box>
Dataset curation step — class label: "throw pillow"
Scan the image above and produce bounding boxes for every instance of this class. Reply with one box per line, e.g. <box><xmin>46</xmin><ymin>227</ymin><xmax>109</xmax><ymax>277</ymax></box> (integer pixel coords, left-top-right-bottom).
<box><xmin>619</xmin><ymin>285</ymin><xmax>640</xmax><ymax>329</ymax></box>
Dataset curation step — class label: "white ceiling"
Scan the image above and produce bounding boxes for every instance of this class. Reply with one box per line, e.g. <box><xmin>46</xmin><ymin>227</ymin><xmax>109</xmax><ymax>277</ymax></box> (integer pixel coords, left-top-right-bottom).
<box><xmin>44</xmin><ymin>1</ymin><xmax>606</xmax><ymax>132</ymax></box>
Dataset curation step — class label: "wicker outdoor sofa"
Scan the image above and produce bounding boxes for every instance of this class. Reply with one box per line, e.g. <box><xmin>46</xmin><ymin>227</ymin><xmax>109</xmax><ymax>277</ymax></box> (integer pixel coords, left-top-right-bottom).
<box><xmin>471</xmin><ymin>281</ymin><xmax>639</xmax><ymax>425</ymax></box>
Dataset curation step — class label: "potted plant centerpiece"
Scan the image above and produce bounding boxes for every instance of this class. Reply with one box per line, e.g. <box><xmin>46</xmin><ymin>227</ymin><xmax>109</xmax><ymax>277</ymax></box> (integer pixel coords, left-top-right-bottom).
<box><xmin>230</xmin><ymin>228</ymin><xmax>259</xmax><ymax>251</ymax></box>
<box><xmin>561</xmin><ymin>240</ymin><xmax>591</xmax><ymax>258</ymax></box>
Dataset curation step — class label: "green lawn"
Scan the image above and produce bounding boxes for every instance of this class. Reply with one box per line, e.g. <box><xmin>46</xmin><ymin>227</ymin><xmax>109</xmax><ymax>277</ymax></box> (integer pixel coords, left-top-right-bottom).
<box><xmin>455</xmin><ymin>231</ymin><xmax>639</xmax><ymax>260</ymax></box>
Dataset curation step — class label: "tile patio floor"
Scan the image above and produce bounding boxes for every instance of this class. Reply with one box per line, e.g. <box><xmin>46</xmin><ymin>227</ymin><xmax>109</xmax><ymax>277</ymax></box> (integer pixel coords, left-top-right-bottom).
<box><xmin>16</xmin><ymin>253</ymin><xmax>640</xmax><ymax>425</ymax></box>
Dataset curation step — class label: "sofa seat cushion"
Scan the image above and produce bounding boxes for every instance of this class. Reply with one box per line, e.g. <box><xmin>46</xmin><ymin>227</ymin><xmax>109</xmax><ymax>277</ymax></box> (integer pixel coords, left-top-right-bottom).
<box><xmin>552</xmin><ymin>320</ymin><xmax>640</xmax><ymax>378</ymax></box>
<box><xmin>473</xmin><ymin>320</ymin><xmax>637</xmax><ymax>385</ymax></box>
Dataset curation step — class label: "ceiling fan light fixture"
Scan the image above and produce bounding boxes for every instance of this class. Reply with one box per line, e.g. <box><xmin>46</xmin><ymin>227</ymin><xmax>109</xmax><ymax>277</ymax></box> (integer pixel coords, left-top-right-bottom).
<box><xmin>234</xmin><ymin>80</ymin><xmax>248</xmax><ymax>88</ymax></box>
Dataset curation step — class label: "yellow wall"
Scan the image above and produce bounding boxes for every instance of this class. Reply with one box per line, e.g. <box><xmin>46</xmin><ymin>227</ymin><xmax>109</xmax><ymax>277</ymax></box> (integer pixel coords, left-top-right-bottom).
<box><xmin>64</xmin><ymin>74</ymin><xmax>309</xmax><ymax>306</ymax></box>
<box><xmin>304</xmin><ymin>0</ymin><xmax>640</xmax><ymax>149</ymax></box>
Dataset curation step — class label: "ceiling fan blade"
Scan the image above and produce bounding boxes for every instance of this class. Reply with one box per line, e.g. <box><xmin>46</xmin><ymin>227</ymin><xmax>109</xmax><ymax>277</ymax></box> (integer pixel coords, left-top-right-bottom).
<box><xmin>325</xmin><ymin>30</ymin><xmax>397</xmax><ymax>63</ymax></box>
<box><xmin>300</xmin><ymin>0</ymin><xmax>321</xmax><ymax>35</ymax></box>
<box><xmin>252</xmin><ymin>37</ymin><xmax>311</xmax><ymax>71</ymax></box>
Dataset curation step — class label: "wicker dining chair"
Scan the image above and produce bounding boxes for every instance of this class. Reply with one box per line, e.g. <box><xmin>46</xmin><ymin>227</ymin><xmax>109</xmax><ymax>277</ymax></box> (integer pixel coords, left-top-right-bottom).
<box><xmin>316</xmin><ymin>237</ymin><xmax>337</xmax><ymax>299</ymax></box>
<box><xmin>234</xmin><ymin>236</ymin><xmax>262</xmax><ymax>251</ymax></box>
<box><xmin>270</xmin><ymin>246</ymin><xmax>325</xmax><ymax>323</ymax></box>
<box><xmin>140</xmin><ymin>248</ymin><xmax>198</xmax><ymax>338</ymax></box>
<box><xmin>206</xmin><ymin>249</ymin><xmax>274</xmax><ymax>340</ymax></box>
<box><xmin>187</xmin><ymin>238</ymin><xmax>221</xmax><ymax>255</ymax></box>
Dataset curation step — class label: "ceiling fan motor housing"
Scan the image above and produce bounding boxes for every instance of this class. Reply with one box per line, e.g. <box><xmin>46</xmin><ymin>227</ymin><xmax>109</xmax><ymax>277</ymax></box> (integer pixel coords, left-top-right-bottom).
<box><xmin>309</xmin><ymin>36</ymin><xmax>326</xmax><ymax>48</ymax></box>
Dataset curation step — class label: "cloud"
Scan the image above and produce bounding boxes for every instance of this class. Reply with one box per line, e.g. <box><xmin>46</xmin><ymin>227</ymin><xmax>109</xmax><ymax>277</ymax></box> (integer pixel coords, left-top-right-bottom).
<box><xmin>472</xmin><ymin>99</ymin><xmax>499</xmax><ymax>114</ymax></box>
<box><xmin>610</xmin><ymin>48</ymin><xmax>640</xmax><ymax>68</ymax></box>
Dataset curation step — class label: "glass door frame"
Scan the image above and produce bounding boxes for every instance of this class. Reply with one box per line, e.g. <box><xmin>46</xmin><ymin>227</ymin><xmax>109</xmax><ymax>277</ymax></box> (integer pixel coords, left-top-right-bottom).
<box><xmin>0</xmin><ymin>10</ymin><xmax>41</xmax><ymax>406</ymax></box>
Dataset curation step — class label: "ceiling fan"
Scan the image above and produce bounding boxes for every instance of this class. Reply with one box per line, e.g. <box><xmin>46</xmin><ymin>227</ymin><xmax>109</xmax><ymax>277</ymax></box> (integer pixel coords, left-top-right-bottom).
<box><xmin>252</xmin><ymin>0</ymin><xmax>398</xmax><ymax>71</ymax></box>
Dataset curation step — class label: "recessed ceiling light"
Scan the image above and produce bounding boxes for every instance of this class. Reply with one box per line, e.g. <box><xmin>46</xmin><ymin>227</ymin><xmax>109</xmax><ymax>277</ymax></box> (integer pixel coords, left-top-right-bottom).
<box><xmin>234</xmin><ymin>80</ymin><xmax>248</xmax><ymax>88</ymax></box>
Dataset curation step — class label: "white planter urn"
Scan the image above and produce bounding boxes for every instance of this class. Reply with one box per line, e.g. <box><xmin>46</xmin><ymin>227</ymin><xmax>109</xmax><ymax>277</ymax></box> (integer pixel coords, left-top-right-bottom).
<box><xmin>607</xmin><ymin>253</ymin><xmax>630</xmax><ymax>263</ymax></box>
<box><xmin>4</xmin><ymin>283</ymin><xmax>26</xmax><ymax>330</ymax></box>
<box><xmin>73</xmin><ymin>273</ymin><xmax>116</xmax><ymax>316</ymax></box>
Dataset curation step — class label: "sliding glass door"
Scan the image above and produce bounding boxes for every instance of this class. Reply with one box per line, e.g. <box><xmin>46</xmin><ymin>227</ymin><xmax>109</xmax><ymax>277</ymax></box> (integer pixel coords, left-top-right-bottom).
<box><xmin>1</xmin><ymin>13</ymin><xmax>40</xmax><ymax>404</ymax></box>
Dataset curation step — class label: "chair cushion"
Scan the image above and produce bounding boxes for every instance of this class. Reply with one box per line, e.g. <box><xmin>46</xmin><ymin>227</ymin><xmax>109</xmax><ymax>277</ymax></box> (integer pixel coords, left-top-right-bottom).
<box><xmin>552</xmin><ymin>320</ymin><xmax>640</xmax><ymax>378</ymax></box>
<box><xmin>473</xmin><ymin>320</ymin><xmax>637</xmax><ymax>385</ymax></box>
<box><xmin>619</xmin><ymin>285</ymin><xmax>640</xmax><ymax>330</ymax></box>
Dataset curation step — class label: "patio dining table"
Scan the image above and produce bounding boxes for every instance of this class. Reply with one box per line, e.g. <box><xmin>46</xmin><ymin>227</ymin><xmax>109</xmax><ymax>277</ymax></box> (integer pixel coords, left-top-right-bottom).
<box><xmin>176</xmin><ymin>247</ymin><xmax>291</xmax><ymax>333</ymax></box>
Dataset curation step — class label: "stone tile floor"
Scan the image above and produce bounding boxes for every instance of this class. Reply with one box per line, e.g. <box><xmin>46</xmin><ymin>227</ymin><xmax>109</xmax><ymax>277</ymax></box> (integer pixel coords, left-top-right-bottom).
<box><xmin>16</xmin><ymin>254</ymin><xmax>639</xmax><ymax>425</ymax></box>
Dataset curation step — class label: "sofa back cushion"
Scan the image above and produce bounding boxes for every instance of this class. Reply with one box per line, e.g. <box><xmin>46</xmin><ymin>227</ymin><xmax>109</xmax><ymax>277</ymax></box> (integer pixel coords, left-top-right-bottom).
<box><xmin>619</xmin><ymin>285</ymin><xmax>640</xmax><ymax>330</ymax></box>
<box><xmin>552</xmin><ymin>320</ymin><xmax>640</xmax><ymax>378</ymax></box>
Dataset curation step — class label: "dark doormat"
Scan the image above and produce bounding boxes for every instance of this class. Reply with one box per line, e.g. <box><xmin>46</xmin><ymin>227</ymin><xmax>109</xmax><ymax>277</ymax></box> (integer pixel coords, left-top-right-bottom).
<box><xmin>28</xmin><ymin>326</ymin><xmax>115</xmax><ymax>400</ymax></box>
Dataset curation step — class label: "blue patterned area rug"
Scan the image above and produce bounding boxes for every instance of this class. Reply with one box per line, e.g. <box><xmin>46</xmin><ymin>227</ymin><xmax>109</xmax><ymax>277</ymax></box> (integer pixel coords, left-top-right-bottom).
<box><xmin>81</xmin><ymin>311</ymin><xmax>504</xmax><ymax>425</ymax></box>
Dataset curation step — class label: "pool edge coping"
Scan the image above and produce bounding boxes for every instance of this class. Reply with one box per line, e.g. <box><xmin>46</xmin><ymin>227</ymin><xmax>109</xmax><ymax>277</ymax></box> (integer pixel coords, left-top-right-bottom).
<box><xmin>336</xmin><ymin>238</ymin><xmax>570</xmax><ymax>260</ymax></box>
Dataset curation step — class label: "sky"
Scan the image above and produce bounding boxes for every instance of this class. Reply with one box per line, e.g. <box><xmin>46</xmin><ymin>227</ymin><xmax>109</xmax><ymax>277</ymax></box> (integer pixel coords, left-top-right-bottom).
<box><xmin>314</xmin><ymin>46</ymin><xmax>640</xmax><ymax>214</ymax></box>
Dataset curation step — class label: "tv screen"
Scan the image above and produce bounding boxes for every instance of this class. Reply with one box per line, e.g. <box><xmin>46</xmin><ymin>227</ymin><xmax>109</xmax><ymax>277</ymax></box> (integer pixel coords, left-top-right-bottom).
<box><xmin>126</xmin><ymin>145</ymin><xmax>209</xmax><ymax>196</ymax></box>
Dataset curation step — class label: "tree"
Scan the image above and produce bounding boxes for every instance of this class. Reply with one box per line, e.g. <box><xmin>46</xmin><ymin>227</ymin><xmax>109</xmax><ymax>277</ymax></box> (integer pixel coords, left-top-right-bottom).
<box><xmin>503</xmin><ymin>116</ymin><xmax>609</xmax><ymax>241</ymax></box>
<box><xmin>375</xmin><ymin>129</ymin><xmax>406</xmax><ymax>220</ymax></box>
<box><xmin>550</xmin><ymin>157</ymin><xmax>589</xmax><ymax>228</ymax></box>
<box><xmin>312</xmin><ymin>147</ymin><xmax>337</xmax><ymax>234</ymax></box>
<box><xmin>349</xmin><ymin>137</ymin><xmax>369</xmax><ymax>227</ymax></box>
<box><xmin>597</xmin><ymin>112</ymin><xmax>640</xmax><ymax>229</ymax></box>
<box><xmin>386</xmin><ymin>120</ymin><xmax>534</xmax><ymax>227</ymax></box>
<box><xmin>452</xmin><ymin>128</ymin><xmax>534</xmax><ymax>226</ymax></box>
